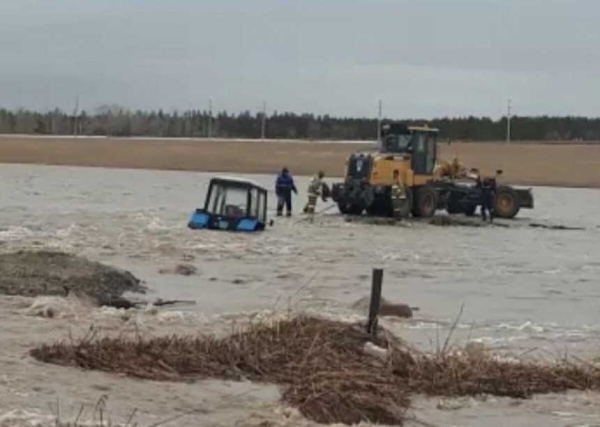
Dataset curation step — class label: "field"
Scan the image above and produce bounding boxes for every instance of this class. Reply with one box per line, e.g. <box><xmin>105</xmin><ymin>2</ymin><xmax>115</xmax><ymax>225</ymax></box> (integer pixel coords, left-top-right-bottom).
<box><xmin>0</xmin><ymin>135</ymin><xmax>599</xmax><ymax>187</ymax></box>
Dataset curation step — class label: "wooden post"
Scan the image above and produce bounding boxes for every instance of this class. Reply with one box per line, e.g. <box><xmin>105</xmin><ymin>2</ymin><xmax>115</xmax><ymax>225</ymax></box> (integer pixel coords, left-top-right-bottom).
<box><xmin>367</xmin><ymin>268</ymin><xmax>383</xmax><ymax>336</ymax></box>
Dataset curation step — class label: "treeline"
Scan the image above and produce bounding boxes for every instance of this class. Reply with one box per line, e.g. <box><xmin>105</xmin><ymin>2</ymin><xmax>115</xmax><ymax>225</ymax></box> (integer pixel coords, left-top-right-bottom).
<box><xmin>1</xmin><ymin>107</ymin><xmax>599</xmax><ymax>141</ymax></box>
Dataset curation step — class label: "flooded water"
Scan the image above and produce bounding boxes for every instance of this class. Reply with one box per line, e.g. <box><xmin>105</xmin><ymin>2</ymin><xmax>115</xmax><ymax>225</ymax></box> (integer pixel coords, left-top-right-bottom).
<box><xmin>1</xmin><ymin>163</ymin><xmax>599</xmax><ymax>426</ymax></box>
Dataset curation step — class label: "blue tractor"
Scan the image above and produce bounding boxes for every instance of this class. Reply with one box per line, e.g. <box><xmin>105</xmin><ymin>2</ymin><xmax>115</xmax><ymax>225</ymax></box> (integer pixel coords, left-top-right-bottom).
<box><xmin>188</xmin><ymin>177</ymin><xmax>268</xmax><ymax>232</ymax></box>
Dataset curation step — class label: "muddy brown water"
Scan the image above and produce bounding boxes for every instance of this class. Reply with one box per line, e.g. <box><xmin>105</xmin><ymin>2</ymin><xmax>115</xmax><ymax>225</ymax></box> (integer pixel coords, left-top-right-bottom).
<box><xmin>0</xmin><ymin>163</ymin><xmax>599</xmax><ymax>426</ymax></box>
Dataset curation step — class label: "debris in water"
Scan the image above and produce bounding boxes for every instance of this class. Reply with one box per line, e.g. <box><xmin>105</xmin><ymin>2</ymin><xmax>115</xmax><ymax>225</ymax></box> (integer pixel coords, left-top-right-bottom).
<box><xmin>352</xmin><ymin>296</ymin><xmax>417</xmax><ymax>319</ymax></box>
<box><xmin>32</xmin><ymin>316</ymin><xmax>409</xmax><ymax>425</ymax></box>
<box><xmin>429</xmin><ymin>216</ymin><xmax>509</xmax><ymax>227</ymax></box>
<box><xmin>529</xmin><ymin>223</ymin><xmax>586</xmax><ymax>231</ymax></box>
<box><xmin>32</xmin><ymin>315</ymin><xmax>600</xmax><ymax>425</ymax></box>
<box><xmin>380</xmin><ymin>303</ymin><xmax>415</xmax><ymax>319</ymax></box>
<box><xmin>158</xmin><ymin>263</ymin><xmax>199</xmax><ymax>276</ymax></box>
<box><xmin>344</xmin><ymin>216</ymin><xmax>401</xmax><ymax>226</ymax></box>
<box><xmin>363</xmin><ymin>342</ymin><xmax>390</xmax><ymax>363</ymax></box>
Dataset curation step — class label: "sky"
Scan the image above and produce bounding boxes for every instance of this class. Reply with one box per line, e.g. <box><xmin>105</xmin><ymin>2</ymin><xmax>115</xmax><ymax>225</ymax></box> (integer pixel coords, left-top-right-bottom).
<box><xmin>1</xmin><ymin>0</ymin><xmax>599</xmax><ymax>118</ymax></box>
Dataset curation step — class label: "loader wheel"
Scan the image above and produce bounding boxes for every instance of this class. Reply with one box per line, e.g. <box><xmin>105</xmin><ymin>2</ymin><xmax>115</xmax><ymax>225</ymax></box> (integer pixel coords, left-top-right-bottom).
<box><xmin>338</xmin><ymin>202</ymin><xmax>364</xmax><ymax>215</ymax></box>
<box><xmin>494</xmin><ymin>186</ymin><xmax>520</xmax><ymax>219</ymax></box>
<box><xmin>348</xmin><ymin>204</ymin><xmax>365</xmax><ymax>215</ymax></box>
<box><xmin>464</xmin><ymin>205</ymin><xmax>477</xmax><ymax>217</ymax></box>
<box><xmin>446</xmin><ymin>192</ymin><xmax>462</xmax><ymax>214</ymax></box>
<box><xmin>412</xmin><ymin>186</ymin><xmax>437</xmax><ymax>218</ymax></box>
<box><xmin>337</xmin><ymin>202</ymin><xmax>350</xmax><ymax>215</ymax></box>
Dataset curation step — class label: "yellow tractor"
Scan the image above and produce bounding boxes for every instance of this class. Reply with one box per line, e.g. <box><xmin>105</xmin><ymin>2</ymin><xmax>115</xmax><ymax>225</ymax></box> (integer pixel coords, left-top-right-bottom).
<box><xmin>330</xmin><ymin>122</ymin><xmax>534</xmax><ymax>219</ymax></box>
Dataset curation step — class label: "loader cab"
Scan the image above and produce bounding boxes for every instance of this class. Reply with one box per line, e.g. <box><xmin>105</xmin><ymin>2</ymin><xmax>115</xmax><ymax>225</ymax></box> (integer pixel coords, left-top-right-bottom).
<box><xmin>346</xmin><ymin>153</ymin><xmax>373</xmax><ymax>181</ymax></box>
<box><xmin>380</xmin><ymin>123</ymin><xmax>439</xmax><ymax>175</ymax></box>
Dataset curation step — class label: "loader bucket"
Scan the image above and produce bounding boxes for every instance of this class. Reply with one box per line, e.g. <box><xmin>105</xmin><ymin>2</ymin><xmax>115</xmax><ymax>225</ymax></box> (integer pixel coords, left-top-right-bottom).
<box><xmin>516</xmin><ymin>189</ymin><xmax>534</xmax><ymax>209</ymax></box>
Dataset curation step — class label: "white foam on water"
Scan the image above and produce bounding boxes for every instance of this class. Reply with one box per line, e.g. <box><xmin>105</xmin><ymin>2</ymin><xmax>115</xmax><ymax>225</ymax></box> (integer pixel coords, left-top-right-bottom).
<box><xmin>0</xmin><ymin>409</ymin><xmax>52</xmax><ymax>427</ymax></box>
<box><xmin>404</xmin><ymin>321</ymin><xmax>464</xmax><ymax>330</ymax></box>
<box><xmin>146</xmin><ymin>217</ymin><xmax>171</xmax><ymax>231</ymax></box>
<box><xmin>469</xmin><ymin>335</ymin><xmax>526</xmax><ymax>345</ymax></box>
<box><xmin>496</xmin><ymin>321</ymin><xmax>546</xmax><ymax>333</ymax></box>
<box><xmin>25</xmin><ymin>296</ymin><xmax>81</xmax><ymax>319</ymax></box>
<box><xmin>0</xmin><ymin>226</ymin><xmax>37</xmax><ymax>241</ymax></box>
<box><xmin>55</xmin><ymin>223</ymin><xmax>79</xmax><ymax>238</ymax></box>
<box><xmin>156</xmin><ymin>310</ymin><xmax>186</xmax><ymax>323</ymax></box>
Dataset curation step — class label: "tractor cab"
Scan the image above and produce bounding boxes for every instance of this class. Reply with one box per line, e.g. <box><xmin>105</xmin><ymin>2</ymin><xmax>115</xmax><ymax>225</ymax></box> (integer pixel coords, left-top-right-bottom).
<box><xmin>380</xmin><ymin>123</ymin><xmax>439</xmax><ymax>175</ymax></box>
<box><xmin>188</xmin><ymin>177</ymin><xmax>268</xmax><ymax>232</ymax></box>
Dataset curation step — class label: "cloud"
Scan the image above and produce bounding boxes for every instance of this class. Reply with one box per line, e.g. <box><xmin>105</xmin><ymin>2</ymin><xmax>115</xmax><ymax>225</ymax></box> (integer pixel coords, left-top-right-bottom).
<box><xmin>0</xmin><ymin>0</ymin><xmax>598</xmax><ymax>117</ymax></box>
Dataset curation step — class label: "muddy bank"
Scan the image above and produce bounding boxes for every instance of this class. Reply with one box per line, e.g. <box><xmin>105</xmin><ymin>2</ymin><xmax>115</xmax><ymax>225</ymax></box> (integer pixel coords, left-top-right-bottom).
<box><xmin>0</xmin><ymin>251</ymin><xmax>145</xmax><ymax>301</ymax></box>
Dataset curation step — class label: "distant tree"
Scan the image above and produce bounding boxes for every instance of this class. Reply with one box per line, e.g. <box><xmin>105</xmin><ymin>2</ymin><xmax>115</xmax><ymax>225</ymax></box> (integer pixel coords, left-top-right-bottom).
<box><xmin>0</xmin><ymin>105</ymin><xmax>599</xmax><ymax>141</ymax></box>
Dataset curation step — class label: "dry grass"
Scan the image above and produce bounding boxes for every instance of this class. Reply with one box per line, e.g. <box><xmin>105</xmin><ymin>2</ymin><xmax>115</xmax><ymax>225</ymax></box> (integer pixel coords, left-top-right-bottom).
<box><xmin>50</xmin><ymin>394</ymin><xmax>186</xmax><ymax>427</ymax></box>
<box><xmin>31</xmin><ymin>316</ymin><xmax>600</xmax><ymax>426</ymax></box>
<box><xmin>392</xmin><ymin>347</ymin><xmax>600</xmax><ymax>399</ymax></box>
<box><xmin>1</xmin><ymin>136</ymin><xmax>600</xmax><ymax>187</ymax></box>
<box><xmin>32</xmin><ymin>317</ymin><xmax>409</xmax><ymax>425</ymax></box>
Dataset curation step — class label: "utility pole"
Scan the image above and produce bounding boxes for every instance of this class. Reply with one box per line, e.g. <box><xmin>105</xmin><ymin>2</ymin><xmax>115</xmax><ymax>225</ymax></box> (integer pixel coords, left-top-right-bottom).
<box><xmin>73</xmin><ymin>95</ymin><xmax>79</xmax><ymax>137</ymax></box>
<box><xmin>506</xmin><ymin>99</ymin><xmax>512</xmax><ymax>144</ymax></box>
<box><xmin>208</xmin><ymin>99</ymin><xmax>213</xmax><ymax>138</ymax></box>
<box><xmin>377</xmin><ymin>99</ymin><xmax>382</xmax><ymax>143</ymax></box>
<box><xmin>261</xmin><ymin>101</ymin><xmax>266</xmax><ymax>140</ymax></box>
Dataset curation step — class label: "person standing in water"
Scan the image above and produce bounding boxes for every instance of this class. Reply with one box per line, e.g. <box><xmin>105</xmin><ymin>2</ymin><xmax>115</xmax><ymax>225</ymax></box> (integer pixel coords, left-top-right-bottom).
<box><xmin>275</xmin><ymin>167</ymin><xmax>298</xmax><ymax>216</ymax></box>
<box><xmin>391</xmin><ymin>169</ymin><xmax>408</xmax><ymax>220</ymax></box>
<box><xmin>304</xmin><ymin>171</ymin><xmax>326</xmax><ymax>215</ymax></box>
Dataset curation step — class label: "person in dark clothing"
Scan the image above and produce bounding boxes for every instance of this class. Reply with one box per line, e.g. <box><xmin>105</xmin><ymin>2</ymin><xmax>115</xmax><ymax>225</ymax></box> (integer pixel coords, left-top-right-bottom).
<box><xmin>479</xmin><ymin>177</ymin><xmax>496</xmax><ymax>222</ymax></box>
<box><xmin>275</xmin><ymin>167</ymin><xmax>298</xmax><ymax>216</ymax></box>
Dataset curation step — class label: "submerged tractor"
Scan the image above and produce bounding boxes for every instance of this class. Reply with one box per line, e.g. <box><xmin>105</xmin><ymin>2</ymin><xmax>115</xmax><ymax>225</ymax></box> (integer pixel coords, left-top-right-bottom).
<box><xmin>331</xmin><ymin>123</ymin><xmax>533</xmax><ymax>219</ymax></box>
<box><xmin>188</xmin><ymin>177</ymin><xmax>269</xmax><ymax>232</ymax></box>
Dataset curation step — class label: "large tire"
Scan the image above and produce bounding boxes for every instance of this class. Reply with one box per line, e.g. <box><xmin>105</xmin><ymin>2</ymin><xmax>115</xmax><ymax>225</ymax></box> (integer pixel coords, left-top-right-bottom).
<box><xmin>446</xmin><ymin>192</ymin><xmax>462</xmax><ymax>214</ymax></box>
<box><xmin>366</xmin><ymin>192</ymin><xmax>390</xmax><ymax>217</ymax></box>
<box><xmin>349</xmin><ymin>204</ymin><xmax>365</xmax><ymax>215</ymax></box>
<box><xmin>494</xmin><ymin>186</ymin><xmax>520</xmax><ymax>219</ymax></box>
<box><xmin>337</xmin><ymin>201</ymin><xmax>350</xmax><ymax>214</ymax></box>
<box><xmin>412</xmin><ymin>186</ymin><xmax>437</xmax><ymax>218</ymax></box>
<box><xmin>464</xmin><ymin>205</ymin><xmax>477</xmax><ymax>217</ymax></box>
<box><xmin>338</xmin><ymin>201</ymin><xmax>365</xmax><ymax>215</ymax></box>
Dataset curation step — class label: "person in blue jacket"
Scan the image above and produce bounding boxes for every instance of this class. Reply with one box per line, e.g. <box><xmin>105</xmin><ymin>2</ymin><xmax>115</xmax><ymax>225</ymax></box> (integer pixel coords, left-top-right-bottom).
<box><xmin>275</xmin><ymin>167</ymin><xmax>298</xmax><ymax>216</ymax></box>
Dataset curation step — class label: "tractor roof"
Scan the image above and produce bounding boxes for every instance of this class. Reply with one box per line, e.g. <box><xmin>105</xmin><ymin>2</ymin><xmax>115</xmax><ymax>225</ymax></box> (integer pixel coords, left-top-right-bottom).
<box><xmin>382</xmin><ymin>122</ymin><xmax>439</xmax><ymax>134</ymax></box>
<box><xmin>408</xmin><ymin>125</ymin><xmax>440</xmax><ymax>133</ymax></box>
<box><xmin>210</xmin><ymin>176</ymin><xmax>266</xmax><ymax>191</ymax></box>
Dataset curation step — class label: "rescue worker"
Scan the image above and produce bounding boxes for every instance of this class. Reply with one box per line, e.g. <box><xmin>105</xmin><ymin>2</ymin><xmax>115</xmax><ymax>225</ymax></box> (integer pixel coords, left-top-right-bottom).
<box><xmin>275</xmin><ymin>167</ymin><xmax>297</xmax><ymax>217</ymax></box>
<box><xmin>449</xmin><ymin>156</ymin><xmax>462</xmax><ymax>179</ymax></box>
<box><xmin>303</xmin><ymin>171</ymin><xmax>325</xmax><ymax>214</ymax></box>
<box><xmin>391</xmin><ymin>169</ymin><xmax>407</xmax><ymax>220</ymax></box>
<box><xmin>479</xmin><ymin>176</ymin><xmax>496</xmax><ymax>222</ymax></box>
